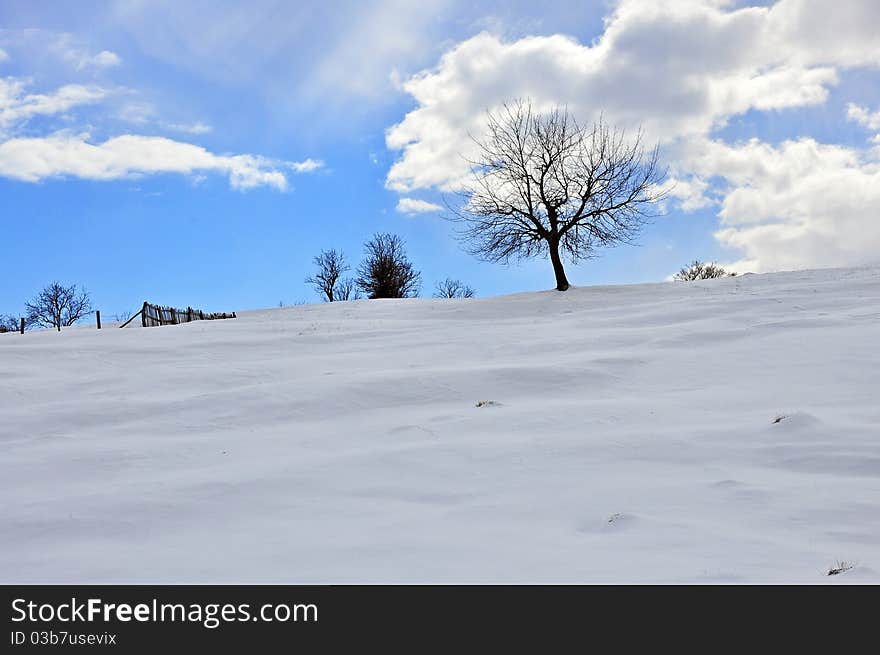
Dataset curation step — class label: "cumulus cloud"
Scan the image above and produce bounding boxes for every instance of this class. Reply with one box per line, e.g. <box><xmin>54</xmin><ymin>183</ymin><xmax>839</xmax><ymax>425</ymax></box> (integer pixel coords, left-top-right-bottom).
<box><xmin>656</xmin><ymin>176</ymin><xmax>713</xmax><ymax>213</ymax></box>
<box><xmin>682</xmin><ymin>137</ymin><xmax>880</xmax><ymax>272</ymax></box>
<box><xmin>0</xmin><ymin>133</ymin><xmax>325</xmax><ymax>191</ymax></box>
<box><xmin>385</xmin><ymin>0</ymin><xmax>880</xmax><ymax>272</ymax></box>
<box><xmin>396</xmin><ymin>197</ymin><xmax>442</xmax><ymax>214</ymax></box>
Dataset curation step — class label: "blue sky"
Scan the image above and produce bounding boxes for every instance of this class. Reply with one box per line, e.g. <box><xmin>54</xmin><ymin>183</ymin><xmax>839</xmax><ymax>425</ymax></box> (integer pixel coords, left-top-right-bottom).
<box><xmin>2</xmin><ymin>0</ymin><xmax>879</xmax><ymax>317</ymax></box>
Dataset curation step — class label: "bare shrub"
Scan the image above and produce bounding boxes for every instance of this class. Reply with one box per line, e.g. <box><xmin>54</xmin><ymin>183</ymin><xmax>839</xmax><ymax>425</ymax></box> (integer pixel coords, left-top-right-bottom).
<box><xmin>434</xmin><ymin>278</ymin><xmax>475</xmax><ymax>298</ymax></box>
<box><xmin>356</xmin><ymin>233</ymin><xmax>421</xmax><ymax>299</ymax></box>
<box><xmin>674</xmin><ymin>260</ymin><xmax>736</xmax><ymax>281</ymax></box>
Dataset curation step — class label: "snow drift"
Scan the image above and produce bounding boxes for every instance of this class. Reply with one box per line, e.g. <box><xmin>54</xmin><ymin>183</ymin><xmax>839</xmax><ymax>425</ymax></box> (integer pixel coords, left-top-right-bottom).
<box><xmin>2</xmin><ymin>266</ymin><xmax>879</xmax><ymax>583</ymax></box>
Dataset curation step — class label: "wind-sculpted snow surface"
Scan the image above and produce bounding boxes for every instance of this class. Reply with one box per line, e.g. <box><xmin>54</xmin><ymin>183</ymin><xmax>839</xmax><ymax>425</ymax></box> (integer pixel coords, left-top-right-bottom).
<box><xmin>2</xmin><ymin>267</ymin><xmax>879</xmax><ymax>582</ymax></box>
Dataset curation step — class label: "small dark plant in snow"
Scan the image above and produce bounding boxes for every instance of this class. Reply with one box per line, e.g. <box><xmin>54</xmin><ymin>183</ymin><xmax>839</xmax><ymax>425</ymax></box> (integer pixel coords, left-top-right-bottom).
<box><xmin>674</xmin><ymin>260</ymin><xmax>736</xmax><ymax>281</ymax></box>
<box><xmin>827</xmin><ymin>561</ymin><xmax>854</xmax><ymax>576</ymax></box>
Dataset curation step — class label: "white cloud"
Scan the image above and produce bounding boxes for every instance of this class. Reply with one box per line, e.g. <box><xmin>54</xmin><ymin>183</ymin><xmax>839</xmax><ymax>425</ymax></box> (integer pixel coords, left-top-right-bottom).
<box><xmin>115</xmin><ymin>101</ymin><xmax>155</xmax><ymax>125</ymax></box>
<box><xmin>288</xmin><ymin>158</ymin><xmax>324</xmax><ymax>173</ymax></box>
<box><xmin>385</xmin><ymin>0</ymin><xmax>880</xmax><ymax>272</ymax></box>
<box><xmin>847</xmin><ymin>103</ymin><xmax>880</xmax><ymax>131</ymax></box>
<box><xmin>0</xmin><ymin>133</ymin><xmax>319</xmax><ymax>191</ymax></box>
<box><xmin>0</xmin><ymin>79</ymin><xmax>107</xmax><ymax>131</ymax></box>
<box><xmin>396</xmin><ymin>197</ymin><xmax>442</xmax><ymax>214</ymax></box>
<box><xmin>385</xmin><ymin>0</ymin><xmax>874</xmax><ymax>192</ymax></box>
<box><xmin>160</xmin><ymin>120</ymin><xmax>213</xmax><ymax>135</ymax></box>
<box><xmin>0</xmin><ymin>72</ymin><xmax>320</xmax><ymax>192</ymax></box>
<box><xmin>656</xmin><ymin>176</ymin><xmax>713</xmax><ymax>213</ymax></box>
<box><xmin>50</xmin><ymin>34</ymin><xmax>122</xmax><ymax>71</ymax></box>
<box><xmin>682</xmin><ymin>137</ymin><xmax>880</xmax><ymax>272</ymax></box>
<box><xmin>84</xmin><ymin>50</ymin><xmax>122</xmax><ymax>70</ymax></box>
<box><xmin>0</xmin><ymin>48</ymin><xmax>9</xmax><ymax>63</ymax></box>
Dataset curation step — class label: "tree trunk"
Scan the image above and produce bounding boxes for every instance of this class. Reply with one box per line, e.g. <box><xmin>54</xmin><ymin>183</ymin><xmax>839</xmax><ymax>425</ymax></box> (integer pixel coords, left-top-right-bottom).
<box><xmin>548</xmin><ymin>241</ymin><xmax>570</xmax><ymax>291</ymax></box>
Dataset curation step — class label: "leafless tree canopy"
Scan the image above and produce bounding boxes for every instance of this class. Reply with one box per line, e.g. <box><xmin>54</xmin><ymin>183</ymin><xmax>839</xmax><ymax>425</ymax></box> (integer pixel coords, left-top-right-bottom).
<box><xmin>0</xmin><ymin>314</ymin><xmax>20</xmax><ymax>333</ymax></box>
<box><xmin>453</xmin><ymin>100</ymin><xmax>665</xmax><ymax>290</ymax></box>
<box><xmin>305</xmin><ymin>249</ymin><xmax>349</xmax><ymax>302</ymax></box>
<box><xmin>673</xmin><ymin>260</ymin><xmax>736</xmax><ymax>281</ymax></box>
<box><xmin>335</xmin><ymin>277</ymin><xmax>361</xmax><ymax>301</ymax></box>
<box><xmin>356</xmin><ymin>233</ymin><xmax>421</xmax><ymax>299</ymax></box>
<box><xmin>25</xmin><ymin>282</ymin><xmax>92</xmax><ymax>329</ymax></box>
<box><xmin>434</xmin><ymin>278</ymin><xmax>475</xmax><ymax>298</ymax></box>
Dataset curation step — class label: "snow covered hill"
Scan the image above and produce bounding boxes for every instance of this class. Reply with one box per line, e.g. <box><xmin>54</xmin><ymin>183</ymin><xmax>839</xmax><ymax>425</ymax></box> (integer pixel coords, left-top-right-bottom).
<box><xmin>2</xmin><ymin>267</ymin><xmax>879</xmax><ymax>583</ymax></box>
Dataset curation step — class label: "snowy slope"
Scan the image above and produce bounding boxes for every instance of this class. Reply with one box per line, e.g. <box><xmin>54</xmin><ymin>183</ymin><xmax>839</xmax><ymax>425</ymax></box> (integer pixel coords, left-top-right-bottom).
<box><xmin>2</xmin><ymin>267</ymin><xmax>879</xmax><ymax>583</ymax></box>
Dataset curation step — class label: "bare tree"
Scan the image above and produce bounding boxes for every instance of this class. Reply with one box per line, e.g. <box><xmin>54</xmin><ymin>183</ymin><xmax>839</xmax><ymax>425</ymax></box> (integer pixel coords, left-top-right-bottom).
<box><xmin>0</xmin><ymin>314</ymin><xmax>20</xmax><ymax>333</ymax></box>
<box><xmin>673</xmin><ymin>260</ymin><xmax>736</xmax><ymax>281</ymax></box>
<box><xmin>25</xmin><ymin>282</ymin><xmax>92</xmax><ymax>330</ymax></box>
<box><xmin>453</xmin><ymin>100</ymin><xmax>665</xmax><ymax>291</ymax></box>
<box><xmin>335</xmin><ymin>277</ymin><xmax>361</xmax><ymax>301</ymax></box>
<box><xmin>434</xmin><ymin>278</ymin><xmax>475</xmax><ymax>298</ymax></box>
<box><xmin>356</xmin><ymin>233</ymin><xmax>421</xmax><ymax>299</ymax></box>
<box><xmin>305</xmin><ymin>249</ymin><xmax>349</xmax><ymax>302</ymax></box>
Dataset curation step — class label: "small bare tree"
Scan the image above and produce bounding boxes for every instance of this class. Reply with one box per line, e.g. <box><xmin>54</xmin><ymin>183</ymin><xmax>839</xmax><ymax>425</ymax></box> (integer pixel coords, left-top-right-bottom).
<box><xmin>356</xmin><ymin>233</ymin><xmax>421</xmax><ymax>299</ymax></box>
<box><xmin>434</xmin><ymin>278</ymin><xmax>475</xmax><ymax>298</ymax></box>
<box><xmin>305</xmin><ymin>249</ymin><xmax>349</xmax><ymax>302</ymax></box>
<box><xmin>335</xmin><ymin>277</ymin><xmax>361</xmax><ymax>301</ymax></box>
<box><xmin>112</xmin><ymin>309</ymin><xmax>137</xmax><ymax>322</ymax></box>
<box><xmin>0</xmin><ymin>314</ymin><xmax>20</xmax><ymax>333</ymax></box>
<box><xmin>674</xmin><ymin>260</ymin><xmax>736</xmax><ymax>281</ymax></box>
<box><xmin>25</xmin><ymin>282</ymin><xmax>92</xmax><ymax>330</ymax></box>
<box><xmin>453</xmin><ymin>100</ymin><xmax>665</xmax><ymax>291</ymax></box>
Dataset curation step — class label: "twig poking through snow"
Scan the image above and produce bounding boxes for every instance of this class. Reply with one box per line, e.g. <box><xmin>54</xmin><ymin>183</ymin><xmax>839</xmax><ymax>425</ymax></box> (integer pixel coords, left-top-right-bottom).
<box><xmin>827</xmin><ymin>561</ymin><xmax>854</xmax><ymax>576</ymax></box>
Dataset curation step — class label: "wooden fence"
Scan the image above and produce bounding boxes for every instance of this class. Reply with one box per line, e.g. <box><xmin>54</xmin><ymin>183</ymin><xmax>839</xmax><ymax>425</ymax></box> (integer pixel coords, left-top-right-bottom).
<box><xmin>119</xmin><ymin>301</ymin><xmax>236</xmax><ymax>328</ymax></box>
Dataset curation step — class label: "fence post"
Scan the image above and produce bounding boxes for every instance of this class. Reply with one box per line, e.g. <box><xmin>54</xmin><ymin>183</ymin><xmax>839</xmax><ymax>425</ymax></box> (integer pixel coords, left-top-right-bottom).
<box><xmin>20</xmin><ymin>317</ymin><xmax>24</xmax><ymax>335</ymax></box>
<box><xmin>171</xmin><ymin>308</ymin><xmax>177</xmax><ymax>325</ymax></box>
<box><xmin>96</xmin><ymin>310</ymin><xmax>101</xmax><ymax>330</ymax></box>
<box><xmin>141</xmin><ymin>301</ymin><xmax>148</xmax><ymax>328</ymax></box>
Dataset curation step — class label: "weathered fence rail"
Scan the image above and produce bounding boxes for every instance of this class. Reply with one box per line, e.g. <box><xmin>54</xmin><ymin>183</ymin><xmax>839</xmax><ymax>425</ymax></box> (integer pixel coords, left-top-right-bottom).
<box><xmin>119</xmin><ymin>301</ymin><xmax>236</xmax><ymax>328</ymax></box>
